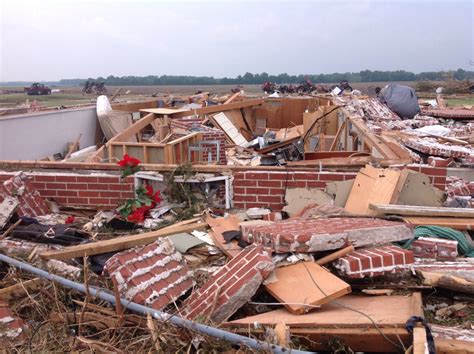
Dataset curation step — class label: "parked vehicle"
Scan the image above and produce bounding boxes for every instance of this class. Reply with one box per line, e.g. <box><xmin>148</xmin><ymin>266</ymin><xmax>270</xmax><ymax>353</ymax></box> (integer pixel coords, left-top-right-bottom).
<box><xmin>24</xmin><ymin>83</ymin><xmax>52</xmax><ymax>95</ymax></box>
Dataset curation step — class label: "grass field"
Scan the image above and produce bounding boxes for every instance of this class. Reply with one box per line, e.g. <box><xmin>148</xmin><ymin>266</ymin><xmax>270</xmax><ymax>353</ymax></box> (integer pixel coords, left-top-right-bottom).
<box><xmin>1</xmin><ymin>81</ymin><xmax>472</xmax><ymax>110</ymax></box>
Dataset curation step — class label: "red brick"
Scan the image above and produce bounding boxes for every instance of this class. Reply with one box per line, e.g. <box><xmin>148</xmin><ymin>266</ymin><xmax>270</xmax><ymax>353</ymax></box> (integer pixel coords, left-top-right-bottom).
<box><xmin>70</xmin><ymin>184</ymin><xmax>88</xmax><ymax>190</ymax></box>
<box><xmin>419</xmin><ymin>167</ymin><xmax>447</xmax><ymax>177</ymax></box>
<box><xmin>34</xmin><ymin>175</ymin><xmax>56</xmax><ymax>182</ymax></box>
<box><xmin>40</xmin><ymin>190</ymin><xmax>57</xmax><ymax>197</ymax></box>
<box><xmin>88</xmin><ymin>198</ymin><xmax>111</xmax><ymax>205</ymax></box>
<box><xmin>245</xmin><ymin>172</ymin><xmax>269</xmax><ymax>180</ymax></box>
<box><xmin>76</xmin><ymin>176</ymin><xmax>99</xmax><ymax>183</ymax></box>
<box><xmin>66</xmin><ymin>197</ymin><xmax>88</xmax><ymax>204</ymax></box>
<box><xmin>56</xmin><ymin>190</ymin><xmax>78</xmax><ymax>197</ymax></box>
<box><xmin>287</xmin><ymin>181</ymin><xmax>306</xmax><ymax>188</ymax></box>
<box><xmin>99</xmin><ymin>177</ymin><xmax>121</xmax><ymax>183</ymax></box>
<box><xmin>306</xmin><ymin>181</ymin><xmax>326</xmax><ymax>188</ymax></box>
<box><xmin>294</xmin><ymin>173</ymin><xmax>318</xmax><ymax>180</ymax></box>
<box><xmin>234</xmin><ymin>195</ymin><xmax>257</xmax><ymax>202</ymax></box>
<box><xmin>86</xmin><ymin>183</ymin><xmax>108</xmax><ymax>191</ymax></box>
<box><xmin>45</xmin><ymin>183</ymin><xmax>67</xmax><ymax>190</ymax></box>
<box><xmin>56</xmin><ymin>176</ymin><xmax>77</xmax><ymax>182</ymax></box>
<box><xmin>257</xmin><ymin>180</ymin><xmax>282</xmax><ymax>188</ymax></box>
<box><xmin>100</xmin><ymin>191</ymin><xmax>122</xmax><ymax>198</ymax></box>
<box><xmin>319</xmin><ymin>174</ymin><xmax>345</xmax><ymax>181</ymax></box>
<box><xmin>268</xmin><ymin>172</ymin><xmax>290</xmax><ymax>180</ymax></box>
<box><xmin>30</xmin><ymin>182</ymin><xmax>46</xmax><ymax>189</ymax></box>
<box><xmin>78</xmin><ymin>191</ymin><xmax>101</xmax><ymax>198</ymax></box>
<box><xmin>233</xmin><ymin>187</ymin><xmax>245</xmax><ymax>194</ymax></box>
<box><xmin>246</xmin><ymin>187</ymin><xmax>270</xmax><ymax>195</ymax></box>
<box><xmin>257</xmin><ymin>195</ymin><xmax>283</xmax><ymax>203</ymax></box>
<box><xmin>234</xmin><ymin>179</ymin><xmax>257</xmax><ymax>187</ymax></box>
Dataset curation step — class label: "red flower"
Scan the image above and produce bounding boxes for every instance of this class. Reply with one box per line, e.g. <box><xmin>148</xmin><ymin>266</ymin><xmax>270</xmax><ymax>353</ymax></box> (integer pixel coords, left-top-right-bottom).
<box><xmin>127</xmin><ymin>205</ymin><xmax>154</xmax><ymax>223</ymax></box>
<box><xmin>117</xmin><ymin>154</ymin><xmax>141</xmax><ymax>168</ymax></box>
<box><xmin>145</xmin><ymin>185</ymin><xmax>162</xmax><ymax>205</ymax></box>
<box><xmin>65</xmin><ymin>216</ymin><xmax>75</xmax><ymax>224</ymax></box>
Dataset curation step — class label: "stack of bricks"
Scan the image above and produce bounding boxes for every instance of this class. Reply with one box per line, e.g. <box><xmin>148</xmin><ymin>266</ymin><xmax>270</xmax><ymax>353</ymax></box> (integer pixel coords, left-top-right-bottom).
<box><xmin>181</xmin><ymin>245</ymin><xmax>274</xmax><ymax>324</ymax></box>
<box><xmin>411</xmin><ymin>237</ymin><xmax>458</xmax><ymax>261</ymax></box>
<box><xmin>171</xmin><ymin>119</ymin><xmax>227</xmax><ymax>164</ymax></box>
<box><xmin>104</xmin><ymin>238</ymin><xmax>194</xmax><ymax>310</ymax></box>
<box><xmin>334</xmin><ymin>245</ymin><xmax>414</xmax><ymax>278</ymax></box>
<box><xmin>0</xmin><ymin>300</ymin><xmax>27</xmax><ymax>347</ymax></box>
<box><xmin>240</xmin><ymin>217</ymin><xmax>413</xmax><ymax>253</ymax></box>
<box><xmin>0</xmin><ymin>172</ymin><xmax>50</xmax><ymax>217</ymax></box>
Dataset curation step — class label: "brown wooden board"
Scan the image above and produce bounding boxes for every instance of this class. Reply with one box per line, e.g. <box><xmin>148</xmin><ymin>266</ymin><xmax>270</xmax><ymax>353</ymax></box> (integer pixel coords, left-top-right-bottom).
<box><xmin>227</xmin><ymin>293</ymin><xmax>422</xmax><ymax>327</ymax></box>
<box><xmin>344</xmin><ymin>165</ymin><xmax>402</xmax><ymax>215</ymax></box>
<box><xmin>403</xmin><ymin>217</ymin><xmax>474</xmax><ymax>230</ymax></box>
<box><xmin>264</xmin><ymin>262</ymin><xmax>351</xmax><ymax>314</ymax></box>
<box><xmin>40</xmin><ymin>222</ymin><xmax>207</xmax><ymax>260</ymax></box>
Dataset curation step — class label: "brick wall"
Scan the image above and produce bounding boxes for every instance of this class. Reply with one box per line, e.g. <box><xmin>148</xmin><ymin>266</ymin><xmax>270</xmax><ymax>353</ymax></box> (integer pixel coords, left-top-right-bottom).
<box><xmin>407</xmin><ymin>165</ymin><xmax>447</xmax><ymax>190</ymax></box>
<box><xmin>233</xmin><ymin>166</ymin><xmax>448</xmax><ymax>211</ymax></box>
<box><xmin>0</xmin><ymin>172</ymin><xmax>134</xmax><ymax>209</ymax></box>
<box><xmin>233</xmin><ymin>170</ymin><xmax>357</xmax><ymax>210</ymax></box>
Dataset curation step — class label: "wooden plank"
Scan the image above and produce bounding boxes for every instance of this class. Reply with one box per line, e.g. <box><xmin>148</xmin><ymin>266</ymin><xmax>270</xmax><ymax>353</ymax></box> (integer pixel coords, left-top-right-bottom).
<box><xmin>223</xmin><ymin>91</ymin><xmax>241</xmax><ymax>105</ymax></box>
<box><xmin>205</xmin><ymin>215</ymin><xmax>242</xmax><ymax>258</ymax></box>
<box><xmin>226</xmin><ymin>293</ymin><xmax>420</xmax><ymax>327</ymax></box>
<box><xmin>172</xmin><ymin>98</ymin><xmax>264</xmax><ymax>118</ymax></box>
<box><xmin>316</xmin><ymin>245</ymin><xmax>355</xmax><ymax>265</ymax></box>
<box><xmin>370</xmin><ymin>204</ymin><xmax>474</xmax><ymax>218</ymax></box>
<box><xmin>264</xmin><ymin>262</ymin><xmax>351</xmax><ymax>314</ymax></box>
<box><xmin>403</xmin><ymin>217</ymin><xmax>473</xmax><ymax>230</ymax></box>
<box><xmin>329</xmin><ymin>120</ymin><xmax>346</xmax><ymax>151</ymax></box>
<box><xmin>107</xmin><ymin>113</ymin><xmax>155</xmax><ymax>144</ymax></box>
<box><xmin>413</xmin><ymin>327</ymin><xmax>427</xmax><ymax>354</ymax></box>
<box><xmin>0</xmin><ymin>197</ymin><xmax>18</xmax><ymax>229</ymax></box>
<box><xmin>39</xmin><ymin>222</ymin><xmax>207</xmax><ymax>260</ymax></box>
<box><xmin>0</xmin><ymin>278</ymin><xmax>43</xmax><ymax>301</ymax></box>
<box><xmin>344</xmin><ymin>166</ymin><xmax>401</xmax><ymax>215</ymax></box>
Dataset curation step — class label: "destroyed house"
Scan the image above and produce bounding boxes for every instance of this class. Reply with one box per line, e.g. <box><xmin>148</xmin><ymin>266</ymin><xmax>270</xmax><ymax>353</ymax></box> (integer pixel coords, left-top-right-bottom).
<box><xmin>0</xmin><ymin>90</ymin><xmax>473</xmax><ymax>352</ymax></box>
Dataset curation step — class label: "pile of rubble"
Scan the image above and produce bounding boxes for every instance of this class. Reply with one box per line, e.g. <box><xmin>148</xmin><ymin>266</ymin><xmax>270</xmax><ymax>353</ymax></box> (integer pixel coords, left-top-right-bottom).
<box><xmin>0</xmin><ymin>162</ymin><xmax>473</xmax><ymax>353</ymax></box>
<box><xmin>0</xmin><ymin>84</ymin><xmax>473</xmax><ymax>352</ymax></box>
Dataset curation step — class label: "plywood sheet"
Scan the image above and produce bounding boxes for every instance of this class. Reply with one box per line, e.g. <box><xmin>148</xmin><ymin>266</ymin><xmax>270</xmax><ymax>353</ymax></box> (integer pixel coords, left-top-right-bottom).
<box><xmin>344</xmin><ymin>166</ymin><xmax>401</xmax><ymax>215</ymax></box>
<box><xmin>222</xmin><ymin>109</ymin><xmax>252</xmax><ymax>140</ymax></box>
<box><xmin>139</xmin><ymin>108</ymin><xmax>190</xmax><ymax>115</ymax></box>
<box><xmin>227</xmin><ymin>293</ymin><xmax>421</xmax><ymax>327</ymax></box>
<box><xmin>264</xmin><ymin>262</ymin><xmax>351</xmax><ymax>314</ymax></box>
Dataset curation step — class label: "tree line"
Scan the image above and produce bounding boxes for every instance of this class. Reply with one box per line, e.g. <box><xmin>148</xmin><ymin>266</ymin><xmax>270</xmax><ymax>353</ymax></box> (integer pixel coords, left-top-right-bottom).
<box><xmin>3</xmin><ymin>69</ymin><xmax>473</xmax><ymax>87</ymax></box>
<box><xmin>58</xmin><ymin>69</ymin><xmax>474</xmax><ymax>86</ymax></box>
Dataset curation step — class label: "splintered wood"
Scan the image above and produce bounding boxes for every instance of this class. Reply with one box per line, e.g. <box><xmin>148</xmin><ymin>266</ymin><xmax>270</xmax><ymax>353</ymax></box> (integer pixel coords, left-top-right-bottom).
<box><xmin>264</xmin><ymin>262</ymin><xmax>351</xmax><ymax>314</ymax></box>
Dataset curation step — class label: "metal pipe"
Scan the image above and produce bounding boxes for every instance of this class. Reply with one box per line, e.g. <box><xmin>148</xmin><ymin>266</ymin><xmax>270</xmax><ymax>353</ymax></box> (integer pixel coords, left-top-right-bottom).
<box><xmin>0</xmin><ymin>254</ymin><xmax>313</xmax><ymax>353</ymax></box>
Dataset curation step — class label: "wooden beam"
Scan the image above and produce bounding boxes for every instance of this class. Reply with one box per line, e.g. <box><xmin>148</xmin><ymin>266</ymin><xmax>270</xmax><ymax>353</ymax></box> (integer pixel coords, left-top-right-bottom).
<box><xmin>107</xmin><ymin>112</ymin><xmax>156</xmax><ymax>144</ymax></box>
<box><xmin>413</xmin><ymin>327</ymin><xmax>427</xmax><ymax>354</ymax></box>
<box><xmin>329</xmin><ymin>120</ymin><xmax>346</xmax><ymax>151</ymax></box>
<box><xmin>403</xmin><ymin>216</ymin><xmax>473</xmax><ymax>230</ymax></box>
<box><xmin>172</xmin><ymin>98</ymin><xmax>264</xmax><ymax>118</ymax></box>
<box><xmin>0</xmin><ymin>278</ymin><xmax>43</xmax><ymax>301</ymax></box>
<box><xmin>370</xmin><ymin>204</ymin><xmax>474</xmax><ymax>218</ymax></box>
<box><xmin>40</xmin><ymin>222</ymin><xmax>207</xmax><ymax>260</ymax></box>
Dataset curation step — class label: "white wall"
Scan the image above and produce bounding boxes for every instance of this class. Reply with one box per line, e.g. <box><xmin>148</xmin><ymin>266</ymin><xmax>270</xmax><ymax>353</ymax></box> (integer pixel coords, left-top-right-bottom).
<box><xmin>0</xmin><ymin>107</ymin><xmax>98</xmax><ymax>160</ymax></box>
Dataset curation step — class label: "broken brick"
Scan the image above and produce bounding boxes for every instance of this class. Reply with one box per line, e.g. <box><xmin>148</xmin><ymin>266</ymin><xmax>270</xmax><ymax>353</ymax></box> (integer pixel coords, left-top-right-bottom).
<box><xmin>0</xmin><ymin>300</ymin><xmax>27</xmax><ymax>347</ymax></box>
<box><xmin>0</xmin><ymin>172</ymin><xmax>50</xmax><ymax>217</ymax></box>
<box><xmin>334</xmin><ymin>245</ymin><xmax>414</xmax><ymax>278</ymax></box>
<box><xmin>104</xmin><ymin>237</ymin><xmax>194</xmax><ymax>311</ymax></box>
<box><xmin>240</xmin><ymin>217</ymin><xmax>412</xmax><ymax>253</ymax></box>
<box><xmin>180</xmin><ymin>245</ymin><xmax>274</xmax><ymax>324</ymax></box>
<box><xmin>411</xmin><ymin>237</ymin><xmax>458</xmax><ymax>261</ymax></box>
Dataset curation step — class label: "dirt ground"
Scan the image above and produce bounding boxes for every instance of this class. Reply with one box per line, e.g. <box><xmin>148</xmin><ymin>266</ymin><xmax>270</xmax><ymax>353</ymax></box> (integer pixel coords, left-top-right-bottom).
<box><xmin>1</xmin><ymin>81</ymin><xmax>473</xmax><ymax>110</ymax></box>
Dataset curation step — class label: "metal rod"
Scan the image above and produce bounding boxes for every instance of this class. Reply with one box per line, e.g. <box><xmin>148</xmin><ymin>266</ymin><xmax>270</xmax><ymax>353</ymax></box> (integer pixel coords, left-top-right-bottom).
<box><xmin>0</xmin><ymin>254</ymin><xmax>313</xmax><ymax>353</ymax></box>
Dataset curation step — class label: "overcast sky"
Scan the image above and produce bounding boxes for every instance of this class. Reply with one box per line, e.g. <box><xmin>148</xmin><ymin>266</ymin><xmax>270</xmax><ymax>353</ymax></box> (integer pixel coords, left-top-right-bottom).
<box><xmin>0</xmin><ymin>0</ymin><xmax>473</xmax><ymax>81</ymax></box>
